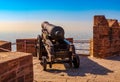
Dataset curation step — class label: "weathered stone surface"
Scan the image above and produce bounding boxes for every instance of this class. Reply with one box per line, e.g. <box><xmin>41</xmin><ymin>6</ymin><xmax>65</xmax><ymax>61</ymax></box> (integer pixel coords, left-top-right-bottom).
<box><xmin>93</xmin><ymin>15</ymin><xmax>120</xmax><ymax>58</ymax></box>
<box><xmin>25</xmin><ymin>72</ymin><xmax>33</xmax><ymax>82</ymax></box>
<box><xmin>33</xmin><ymin>56</ymin><xmax>120</xmax><ymax>82</ymax></box>
<box><xmin>1</xmin><ymin>71</ymin><xmax>16</xmax><ymax>82</ymax></box>
<box><xmin>16</xmin><ymin>38</ymin><xmax>37</xmax><ymax>56</ymax></box>
<box><xmin>0</xmin><ymin>62</ymin><xmax>8</xmax><ymax>75</ymax></box>
<box><xmin>17</xmin><ymin>76</ymin><xmax>24</xmax><ymax>82</ymax></box>
<box><xmin>94</xmin><ymin>15</ymin><xmax>108</xmax><ymax>27</ymax></box>
<box><xmin>0</xmin><ymin>52</ymin><xmax>33</xmax><ymax>82</ymax></box>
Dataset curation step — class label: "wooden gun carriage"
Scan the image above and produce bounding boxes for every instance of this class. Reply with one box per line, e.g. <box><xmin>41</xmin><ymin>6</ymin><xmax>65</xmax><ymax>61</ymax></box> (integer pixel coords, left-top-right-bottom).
<box><xmin>36</xmin><ymin>21</ymin><xmax>80</xmax><ymax>70</ymax></box>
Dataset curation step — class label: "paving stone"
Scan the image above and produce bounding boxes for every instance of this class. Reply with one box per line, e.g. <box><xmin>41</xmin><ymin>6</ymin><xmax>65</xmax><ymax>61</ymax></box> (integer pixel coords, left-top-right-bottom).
<box><xmin>33</xmin><ymin>56</ymin><xmax>120</xmax><ymax>82</ymax></box>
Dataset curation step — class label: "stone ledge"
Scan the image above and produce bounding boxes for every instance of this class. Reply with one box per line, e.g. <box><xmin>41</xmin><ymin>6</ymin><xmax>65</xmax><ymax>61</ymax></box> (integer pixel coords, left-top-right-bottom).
<box><xmin>0</xmin><ymin>52</ymin><xmax>33</xmax><ymax>82</ymax></box>
<box><xmin>0</xmin><ymin>40</ymin><xmax>11</xmax><ymax>52</ymax></box>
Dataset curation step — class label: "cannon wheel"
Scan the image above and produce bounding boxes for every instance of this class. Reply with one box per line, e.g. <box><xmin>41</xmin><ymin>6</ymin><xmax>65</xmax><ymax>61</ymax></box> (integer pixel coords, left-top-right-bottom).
<box><xmin>49</xmin><ymin>62</ymin><xmax>52</xmax><ymax>68</ymax></box>
<box><xmin>37</xmin><ymin>35</ymin><xmax>42</xmax><ymax>60</ymax></box>
<box><xmin>42</xmin><ymin>56</ymin><xmax>47</xmax><ymax>71</ymax></box>
<box><xmin>73</xmin><ymin>54</ymin><xmax>80</xmax><ymax>68</ymax></box>
<box><xmin>49</xmin><ymin>57</ymin><xmax>53</xmax><ymax>68</ymax></box>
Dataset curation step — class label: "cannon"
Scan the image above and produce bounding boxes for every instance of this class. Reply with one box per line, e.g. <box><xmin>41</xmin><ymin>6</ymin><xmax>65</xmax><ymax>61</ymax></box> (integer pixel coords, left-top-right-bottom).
<box><xmin>36</xmin><ymin>21</ymin><xmax>80</xmax><ymax>70</ymax></box>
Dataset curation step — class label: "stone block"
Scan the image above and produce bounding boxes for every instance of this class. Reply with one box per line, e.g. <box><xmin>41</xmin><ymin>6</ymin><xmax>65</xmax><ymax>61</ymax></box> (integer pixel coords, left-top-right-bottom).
<box><xmin>16</xmin><ymin>38</ymin><xmax>37</xmax><ymax>56</ymax></box>
<box><xmin>1</xmin><ymin>71</ymin><xmax>16</xmax><ymax>82</ymax></box>
<box><xmin>92</xmin><ymin>15</ymin><xmax>120</xmax><ymax>58</ymax></box>
<box><xmin>0</xmin><ymin>40</ymin><xmax>11</xmax><ymax>52</ymax></box>
<box><xmin>0</xmin><ymin>52</ymin><xmax>33</xmax><ymax>82</ymax></box>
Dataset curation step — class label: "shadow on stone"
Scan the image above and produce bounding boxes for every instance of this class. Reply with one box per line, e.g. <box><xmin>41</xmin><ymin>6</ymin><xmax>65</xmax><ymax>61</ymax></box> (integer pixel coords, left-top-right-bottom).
<box><xmin>46</xmin><ymin>56</ymin><xmax>113</xmax><ymax>76</ymax></box>
<box><xmin>106</xmin><ymin>55</ymin><xmax>120</xmax><ymax>61</ymax></box>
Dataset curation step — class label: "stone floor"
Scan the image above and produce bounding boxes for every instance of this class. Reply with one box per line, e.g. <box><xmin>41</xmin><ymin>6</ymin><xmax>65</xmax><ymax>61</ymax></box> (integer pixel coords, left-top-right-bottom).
<box><xmin>33</xmin><ymin>55</ymin><xmax>120</xmax><ymax>82</ymax></box>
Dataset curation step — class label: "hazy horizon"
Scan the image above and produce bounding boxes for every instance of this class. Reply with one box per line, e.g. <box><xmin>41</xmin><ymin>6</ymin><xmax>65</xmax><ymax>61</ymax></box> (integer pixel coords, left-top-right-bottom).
<box><xmin>0</xmin><ymin>0</ymin><xmax>120</xmax><ymax>41</ymax></box>
<box><xmin>0</xmin><ymin>21</ymin><xmax>93</xmax><ymax>42</ymax></box>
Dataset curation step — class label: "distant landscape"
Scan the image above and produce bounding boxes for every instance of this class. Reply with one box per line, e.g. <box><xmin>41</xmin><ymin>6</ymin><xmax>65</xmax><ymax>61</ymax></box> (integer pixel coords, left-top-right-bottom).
<box><xmin>0</xmin><ymin>21</ymin><xmax>93</xmax><ymax>43</ymax></box>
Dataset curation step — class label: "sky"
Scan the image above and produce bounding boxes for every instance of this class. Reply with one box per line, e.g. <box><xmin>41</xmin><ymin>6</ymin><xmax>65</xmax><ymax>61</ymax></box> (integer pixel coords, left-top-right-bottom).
<box><xmin>0</xmin><ymin>0</ymin><xmax>120</xmax><ymax>39</ymax></box>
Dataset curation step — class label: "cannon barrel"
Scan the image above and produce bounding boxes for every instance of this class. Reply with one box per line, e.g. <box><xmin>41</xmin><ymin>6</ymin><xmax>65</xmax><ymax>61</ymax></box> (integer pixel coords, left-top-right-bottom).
<box><xmin>41</xmin><ymin>21</ymin><xmax>65</xmax><ymax>40</ymax></box>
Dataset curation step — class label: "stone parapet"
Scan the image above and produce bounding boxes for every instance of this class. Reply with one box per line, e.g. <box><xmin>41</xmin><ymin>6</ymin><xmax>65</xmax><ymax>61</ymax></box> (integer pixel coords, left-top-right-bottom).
<box><xmin>0</xmin><ymin>41</ymin><xmax>11</xmax><ymax>52</ymax></box>
<box><xmin>0</xmin><ymin>52</ymin><xmax>33</xmax><ymax>82</ymax></box>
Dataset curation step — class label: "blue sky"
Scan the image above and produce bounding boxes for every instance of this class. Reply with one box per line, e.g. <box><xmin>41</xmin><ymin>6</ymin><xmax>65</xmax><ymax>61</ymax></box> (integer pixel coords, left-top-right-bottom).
<box><xmin>0</xmin><ymin>0</ymin><xmax>120</xmax><ymax>40</ymax></box>
<box><xmin>0</xmin><ymin>0</ymin><xmax>120</xmax><ymax>21</ymax></box>
<box><xmin>0</xmin><ymin>0</ymin><xmax>120</xmax><ymax>11</ymax></box>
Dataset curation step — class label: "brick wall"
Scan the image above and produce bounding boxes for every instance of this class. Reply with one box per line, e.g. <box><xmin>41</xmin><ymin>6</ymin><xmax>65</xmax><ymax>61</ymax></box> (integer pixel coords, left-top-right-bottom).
<box><xmin>93</xmin><ymin>15</ymin><xmax>120</xmax><ymax>58</ymax></box>
<box><xmin>0</xmin><ymin>52</ymin><xmax>33</xmax><ymax>82</ymax></box>
<box><xmin>16</xmin><ymin>38</ymin><xmax>73</xmax><ymax>57</ymax></box>
<box><xmin>16</xmin><ymin>38</ymin><xmax>37</xmax><ymax>56</ymax></box>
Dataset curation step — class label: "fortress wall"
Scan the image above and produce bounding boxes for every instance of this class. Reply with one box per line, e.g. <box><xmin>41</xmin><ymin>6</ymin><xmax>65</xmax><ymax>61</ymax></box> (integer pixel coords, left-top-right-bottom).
<box><xmin>0</xmin><ymin>52</ymin><xmax>33</xmax><ymax>82</ymax></box>
<box><xmin>93</xmin><ymin>15</ymin><xmax>120</xmax><ymax>58</ymax></box>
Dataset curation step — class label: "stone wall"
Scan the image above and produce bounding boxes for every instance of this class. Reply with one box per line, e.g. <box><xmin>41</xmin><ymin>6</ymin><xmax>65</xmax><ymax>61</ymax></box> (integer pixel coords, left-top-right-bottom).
<box><xmin>16</xmin><ymin>38</ymin><xmax>73</xmax><ymax>57</ymax></box>
<box><xmin>0</xmin><ymin>52</ymin><xmax>33</xmax><ymax>82</ymax></box>
<box><xmin>16</xmin><ymin>38</ymin><xmax>37</xmax><ymax>56</ymax></box>
<box><xmin>93</xmin><ymin>15</ymin><xmax>120</xmax><ymax>58</ymax></box>
<box><xmin>0</xmin><ymin>41</ymin><xmax>11</xmax><ymax>52</ymax></box>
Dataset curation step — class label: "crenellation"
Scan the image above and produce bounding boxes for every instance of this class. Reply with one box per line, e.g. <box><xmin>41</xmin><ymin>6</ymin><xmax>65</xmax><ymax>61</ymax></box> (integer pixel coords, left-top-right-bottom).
<box><xmin>93</xmin><ymin>15</ymin><xmax>120</xmax><ymax>58</ymax></box>
<box><xmin>94</xmin><ymin>15</ymin><xmax>109</xmax><ymax>27</ymax></box>
<box><xmin>107</xmin><ymin>19</ymin><xmax>119</xmax><ymax>27</ymax></box>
